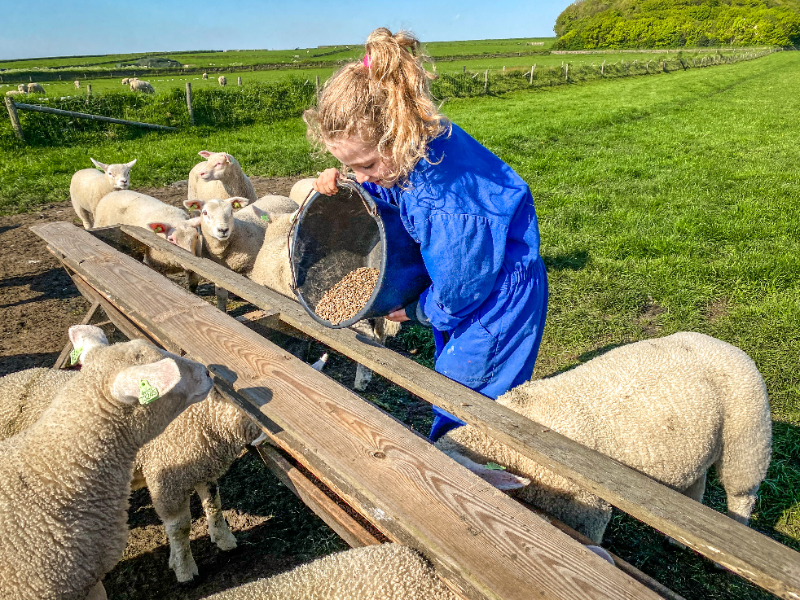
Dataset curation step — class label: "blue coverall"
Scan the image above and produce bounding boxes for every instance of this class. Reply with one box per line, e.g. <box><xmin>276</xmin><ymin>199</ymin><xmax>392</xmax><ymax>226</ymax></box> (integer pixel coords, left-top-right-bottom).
<box><xmin>363</xmin><ymin>123</ymin><xmax>548</xmax><ymax>441</ymax></box>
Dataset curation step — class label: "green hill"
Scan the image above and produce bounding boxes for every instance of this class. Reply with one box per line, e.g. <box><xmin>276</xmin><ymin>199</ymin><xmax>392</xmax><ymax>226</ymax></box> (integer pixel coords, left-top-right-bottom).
<box><xmin>554</xmin><ymin>0</ymin><xmax>800</xmax><ymax>49</ymax></box>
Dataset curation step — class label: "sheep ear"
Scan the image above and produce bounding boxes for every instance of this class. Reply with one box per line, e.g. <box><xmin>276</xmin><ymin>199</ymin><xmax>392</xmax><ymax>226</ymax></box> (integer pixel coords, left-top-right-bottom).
<box><xmin>90</xmin><ymin>158</ymin><xmax>109</xmax><ymax>171</ymax></box>
<box><xmin>110</xmin><ymin>358</ymin><xmax>181</xmax><ymax>405</ymax></box>
<box><xmin>444</xmin><ymin>451</ymin><xmax>531</xmax><ymax>491</ymax></box>
<box><xmin>184</xmin><ymin>199</ymin><xmax>204</xmax><ymax>211</ymax></box>
<box><xmin>68</xmin><ymin>325</ymin><xmax>109</xmax><ymax>365</ymax></box>
<box><xmin>251</xmin><ymin>205</ymin><xmax>270</xmax><ymax>223</ymax></box>
<box><xmin>125</xmin><ymin>159</ymin><xmax>137</xmax><ymax>169</ymax></box>
<box><xmin>185</xmin><ymin>217</ymin><xmax>202</xmax><ymax>228</ymax></box>
<box><xmin>198</xmin><ymin>151</ymin><xmax>212</xmax><ymax>158</ymax></box>
<box><xmin>223</xmin><ymin>153</ymin><xmax>232</xmax><ymax>164</ymax></box>
<box><xmin>227</xmin><ymin>196</ymin><xmax>250</xmax><ymax>210</ymax></box>
<box><xmin>147</xmin><ymin>222</ymin><xmax>172</xmax><ymax>236</ymax></box>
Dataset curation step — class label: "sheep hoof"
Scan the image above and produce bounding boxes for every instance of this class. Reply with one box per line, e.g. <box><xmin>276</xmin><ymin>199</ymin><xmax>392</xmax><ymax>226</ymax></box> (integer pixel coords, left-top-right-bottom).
<box><xmin>213</xmin><ymin>531</ymin><xmax>238</xmax><ymax>551</ymax></box>
<box><xmin>172</xmin><ymin>559</ymin><xmax>199</xmax><ymax>583</ymax></box>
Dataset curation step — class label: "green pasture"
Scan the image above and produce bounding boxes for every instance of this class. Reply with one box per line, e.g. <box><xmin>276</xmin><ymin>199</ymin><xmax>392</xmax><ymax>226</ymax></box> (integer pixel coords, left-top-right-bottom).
<box><xmin>1</xmin><ymin>49</ymin><xmax>798</xmax><ymax>599</ymax></box>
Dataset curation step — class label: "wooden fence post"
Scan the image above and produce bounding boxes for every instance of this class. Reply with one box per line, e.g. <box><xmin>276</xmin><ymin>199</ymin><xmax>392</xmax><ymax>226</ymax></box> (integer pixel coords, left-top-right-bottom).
<box><xmin>237</xmin><ymin>76</ymin><xmax>242</xmax><ymax>86</ymax></box>
<box><xmin>4</xmin><ymin>97</ymin><xmax>24</xmax><ymax>142</ymax></box>
<box><xmin>565</xmin><ymin>63</ymin><xmax>569</xmax><ymax>81</ymax></box>
<box><xmin>601</xmin><ymin>60</ymin><xmax>605</xmax><ymax>75</ymax></box>
<box><xmin>484</xmin><ymin>69</ymin><xmax>488</xmax><ymax>94</ymax></box>
<box><xmin>86</xmin><ymin>84</ymin><xmax>92</xmax><ymax>95</ymax></box>
<box><xmin>185</xmin><ymin>82</ymin><xmax>194</xmax><ymax>126</ymax></box>
<box><xmin>529</xmin><ymin>64</ymin><xmax>535</xmax><ymax>85</ymax></box>
<box><xmin>315</xmin><ymin>75</ymin><xmax>320</xmax><ymax>97</ymax></box>
<box><xmin>462</xmin><ymin>65</ymin><xmax>466</xmax><ymax>74</ymax></box>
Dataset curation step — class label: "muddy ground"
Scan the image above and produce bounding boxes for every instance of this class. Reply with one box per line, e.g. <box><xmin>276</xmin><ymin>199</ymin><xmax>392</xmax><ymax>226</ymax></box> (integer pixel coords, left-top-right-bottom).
<box><xmin>0</xmin><ymin>177</ymin><xmax>433</xmax><ymax>599</ymax></box>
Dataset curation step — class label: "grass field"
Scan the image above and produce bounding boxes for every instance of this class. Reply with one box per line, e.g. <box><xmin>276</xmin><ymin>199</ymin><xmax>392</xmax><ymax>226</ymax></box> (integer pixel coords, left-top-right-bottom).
<box><xmin>1</xmin><ymin>48</ymin><xmax>798</xmax><ymax>599</ymax></box>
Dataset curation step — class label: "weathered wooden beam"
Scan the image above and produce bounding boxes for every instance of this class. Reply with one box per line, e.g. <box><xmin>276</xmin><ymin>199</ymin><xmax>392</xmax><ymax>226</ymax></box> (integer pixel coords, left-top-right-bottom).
<box><xmin>4</xmin><ymin>97</ymin><xmax>24</xmax><ymax>141</ymax></box>
<box><xmin>12</xmin><ymin>102</ymin><xmax>177</xmax><ymax>131</ymax></box>
<box><xmin>34</xmin><ymin>221</ymin><xmax>661</xmax><ymax>600</ymax></box>
<box><xmin>85</xmin><ymin>223</ymin><xmax>800</xmax><ymax>600</ymax></box>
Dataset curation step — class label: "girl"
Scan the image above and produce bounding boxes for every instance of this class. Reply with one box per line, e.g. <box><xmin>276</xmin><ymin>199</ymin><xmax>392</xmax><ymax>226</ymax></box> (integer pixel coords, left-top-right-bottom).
<box><xmin>306</xmin><ymin>28</ymin><xmax>548</xmax><ymax>442</ymax></box>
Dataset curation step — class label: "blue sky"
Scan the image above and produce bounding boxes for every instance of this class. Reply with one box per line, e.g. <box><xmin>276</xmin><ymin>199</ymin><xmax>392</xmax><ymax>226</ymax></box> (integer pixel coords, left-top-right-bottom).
<box><xmin>1</xmin><ymin>0</ymin><xmax>573</xmax><ymax>61</ymax></box>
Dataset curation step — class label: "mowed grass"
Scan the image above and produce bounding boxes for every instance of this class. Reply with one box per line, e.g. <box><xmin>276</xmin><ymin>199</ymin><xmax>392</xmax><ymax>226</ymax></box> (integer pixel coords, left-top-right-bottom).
<box><xmin>1</xmin><ymin>49</ymin><xmax>798</xmax><ymax>599</ymax></box>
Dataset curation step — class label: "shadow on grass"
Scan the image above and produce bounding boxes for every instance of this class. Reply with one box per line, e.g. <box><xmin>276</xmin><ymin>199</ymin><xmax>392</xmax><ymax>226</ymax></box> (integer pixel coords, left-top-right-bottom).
<box><xmin>0</xmin><ymin>268</ymin><xmax>80</xmax><ymax>308</ymax></box>
<box><xmin>542</xmin><ymin>249</ymin><xmax>589</xmax><ymax>272</ymax></box>
<box><xmin>0</xmin><ymin>352</ymin><xmax>60</xmax><ymax>376</ymax></box>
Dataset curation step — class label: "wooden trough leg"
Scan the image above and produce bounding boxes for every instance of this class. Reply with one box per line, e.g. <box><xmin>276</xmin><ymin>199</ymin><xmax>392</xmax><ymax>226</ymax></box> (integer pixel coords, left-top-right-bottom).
<box><xmin>53</xmin><ymin>300</ymin><xmax>101</xmax><ymax>368</ymax></box>
<box><xmin>216</xmin><ymin>286</ymin><xmax>228</xmax><ymax>312</ymax></box>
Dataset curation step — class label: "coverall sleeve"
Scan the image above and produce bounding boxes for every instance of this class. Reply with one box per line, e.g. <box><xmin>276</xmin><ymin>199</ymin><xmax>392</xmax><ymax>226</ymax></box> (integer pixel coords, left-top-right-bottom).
<box><xmin>416</xmin><ymin>213</ymin><xmax>507</xmax><ymax>331</ymax></box>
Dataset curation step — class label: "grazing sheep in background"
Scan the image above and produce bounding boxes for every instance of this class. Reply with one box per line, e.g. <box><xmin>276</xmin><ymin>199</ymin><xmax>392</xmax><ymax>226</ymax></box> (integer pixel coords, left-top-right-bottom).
<box><xmin>16</xmin><ymin>84</ymin><xmax>27</xmax><ymax>93</ymax></box>
<box><xmin>188</xmin><ymin>150</ymin><xmax>258</xmax><ymax>202</ymax></box>
<box><xmin>203</xmin><ymin>72</ymin><xmax>208</xmax><ymax>79</ymax></box>
<box><xmin>69</xmin><ymin>157</ymin><xmax>137</xmax><ymax>229</ymax></box>
<box><xmin>219</xmin><ymin>75</ymin><xmax>227</xmax><ymax>86</ymax></box>
<box><xmin>184</xmin><ymin>197</ymin><xmax>265</xmax><ymax>275</ymax></box>
<box><xmin>26</xmin><ymin>83</ymin><xmax>45</xmax><ymax>94</ymax></box>
<box><xmin>435</xmin><ymin>332</ymin><xmax>772</xmax><ymax>543</ymax></box>
<box><xmin>201</xmin><ymin>544</ymin><xmax>458</xmax><ymax>600</ymax></box>
<box><xmin>121</xmin><ymin>77</ymin><xmax>130</xmax><ymax>85</ymax></box>
<box><xmin>130</xmin><ymin>78</ymin><xmax>155</xmax><ymax>93</ymax></box>
<box><xmin>0</xmin><ymin>327</ymin><xmax>212</xmax><ymax>600</ymax></box>
<box><xmin>95</xmin><ymin>190</ymin><xmax>202</xmax><ymax>290</ymax></box>
<box><xmin>74</xmin><ymin>80</ymin><xmax>81</xmax><ymax>89</ymax></box>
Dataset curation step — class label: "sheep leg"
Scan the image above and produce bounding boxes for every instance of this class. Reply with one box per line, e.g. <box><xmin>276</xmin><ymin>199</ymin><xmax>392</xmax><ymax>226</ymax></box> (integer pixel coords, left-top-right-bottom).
<box><xmin>195</xmin><ymin>481</ymin><xmax>237</xmax><ymax>551</ymax></box>
<box><xmin>73</xmin><ymin>204</ymin><xmax>94</xmax><ymax>229</ymax></box>
<box><xmin>186</xmin><ymin>270</ymin><xmax>199</xmax><ymax>293</ymax></box>
<box><xmin>163</xmin><ymin>498</ymin><xmax>199</xmax><ymax>582</ymax></box>
<box><xmin>725</xmin><ymin>485</ymin><xmax>759</xmax><ymax>525</ymax></box>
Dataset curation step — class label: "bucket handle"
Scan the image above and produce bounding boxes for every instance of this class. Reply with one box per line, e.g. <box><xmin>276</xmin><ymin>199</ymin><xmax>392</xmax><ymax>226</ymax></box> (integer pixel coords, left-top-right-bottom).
<box><xmin>287</xmin><ymin>178</ymin><xmax>378</xmax><ymax>294</ymax></box>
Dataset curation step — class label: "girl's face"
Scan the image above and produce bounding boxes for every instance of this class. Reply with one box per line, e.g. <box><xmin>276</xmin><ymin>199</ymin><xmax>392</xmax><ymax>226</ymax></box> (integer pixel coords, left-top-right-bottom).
<box><xmin>327</xmin><ymin>136</ymin><xmax>396</xmax><ymax>188</ymax></box>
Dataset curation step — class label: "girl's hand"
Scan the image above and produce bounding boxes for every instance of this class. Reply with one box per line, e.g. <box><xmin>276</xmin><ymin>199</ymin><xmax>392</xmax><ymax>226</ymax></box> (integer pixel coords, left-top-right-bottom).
<box><xmin>386</xmin><ymin>307</ymin><xmax>410</xmax><ymax>323</ymax></box>
<box><xmin>312</xmin><ymin>168</ymin><xmax>342</xmax><ymax>196</ymax></box>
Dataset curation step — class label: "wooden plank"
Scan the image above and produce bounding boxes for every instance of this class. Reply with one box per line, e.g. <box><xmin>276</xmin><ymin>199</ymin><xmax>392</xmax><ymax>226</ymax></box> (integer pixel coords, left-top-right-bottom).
<box><xmin>34</xmin><ymin>221</ymin><xmax>662</xmax><ymax>600</ymax></box>
<box><xmin>251</xmin><ymin>444</ymin><xmax>382</xmax><ymax>549</ymax></box>
<box><xmin>4</xmin><ymin>97</ymin><xmax>24</xmax><ymax>142</ymax></box>
<box><xmin>53</xmin><ymin>300</ymin><xmax>100</xmax><ymax>368</ymax></box>
<box><xmin>100</xmin><ymin>222</ymin><xmax>800</xmax><ymax>600</ymax></box>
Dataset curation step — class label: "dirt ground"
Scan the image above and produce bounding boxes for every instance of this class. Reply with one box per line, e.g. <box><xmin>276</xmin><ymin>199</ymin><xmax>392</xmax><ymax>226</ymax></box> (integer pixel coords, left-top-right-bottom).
<box><xmin>0</xmin><ymin>177</ymin><xmax>430</xmax><ymax>599</ymax></box>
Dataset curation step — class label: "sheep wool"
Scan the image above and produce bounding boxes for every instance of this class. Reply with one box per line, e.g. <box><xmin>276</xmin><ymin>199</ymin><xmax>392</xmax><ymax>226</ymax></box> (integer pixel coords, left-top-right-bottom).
<box><xmin>288</xmin><ymin>177</ymin><xmax>316</xmax><ymax>205</ymax></box>
<box><xmin>69</xmin><ymin>157</ymin><xmax>136</xmax><ymax>229</ymax></box>
<box><xmin>201</xmin><ymin>544</ymin><xmax>458</xmax><ymax>600</ymax></box>
<box><xmin>0</xmin><ymin>331</ymin><xmax>212</xmax><ymax>600</ymax></box>
<box><xmin>188</xmin><ymin>151</ymin><xmax>258</xmax><ymax>202</ymax></box>
<box><xmin>436</xmin><ymin>332</ymin><xmax>772</xmax><ymax>543</ymax></box>
<box><xmin>26</xmin><ymin>82</ymin><xmax>45</xmax><ymax>94</ymax></box>
<box><xmin>219</xmin><ymin>75</ymin><xmax>227</xmax><ymax>86</ymax></box>
<box><xmin>235</xmin><ymin>194</ymin><xmax>298</xmax><ymax>227</ymax></box>
<box><xmin>130</xmin><ymin>79</ymin><xmax>155</xmax><ymax>93</ymax></box>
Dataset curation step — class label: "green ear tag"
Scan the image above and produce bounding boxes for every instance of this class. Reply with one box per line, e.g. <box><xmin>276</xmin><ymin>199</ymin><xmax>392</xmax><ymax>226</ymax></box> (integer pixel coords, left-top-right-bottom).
<box><xmin>69</xmin><ymin>346</ymin><xmax>83</xmax><ymax>366</ymax></box>
<box><xmin>485</xmin><ymin>462</ymin><xmax>507</xmax><ymax>471</ymax></box>
<box><xmin>138</xmin><ymin>379</ymin><xmax>160</xmax><ymax>405</ymax></box>
<box><xmin>260</xmin><ymin>214</ymin><xmax>271</xmax><ymax>223</ymax></box>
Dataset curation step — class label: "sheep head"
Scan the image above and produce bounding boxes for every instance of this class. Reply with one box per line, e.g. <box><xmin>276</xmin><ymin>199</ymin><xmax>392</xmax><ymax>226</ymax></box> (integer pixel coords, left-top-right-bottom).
<box><xmin>91</xmin><ymin>158</ymin><xmax>136</xmax><ymax>190</ymax></box>
<box><xmin>183</xmin><ymin>197</ymin><xmax>250</xmax><ymax>243</ymax></box>
<box><xmin>196</xmin><ymin>151</ymin><xmax>235</xmax><ymax>182</ymax></box>
<box><xmin>148</xmin><ymin>221</ymin><xmax>202</xmax><ymax>257</ymax></box>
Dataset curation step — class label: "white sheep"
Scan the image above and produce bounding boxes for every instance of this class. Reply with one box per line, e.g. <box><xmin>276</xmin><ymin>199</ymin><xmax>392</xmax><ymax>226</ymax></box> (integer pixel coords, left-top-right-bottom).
<box><xmin>203</xmin><ymin>72</ymin><xmax>209</xmax><ymax>79</ymax></box>
<box><xmin>74</xmin><ymin>80</ymin><xmax>81</xmax><ymax>89</ymax></box>
<box><xmin>94</xmin><ymin>190</ymin><xmax>202</xmax><ymax>290</ymax></box>
<box><xmin>234</xmin><ymin>194</ymin><xmax>299</xmax><ymax>226</ymax></box>
<box><xmin>0</xmin><ymin>326</ymin><xmax>212</xmax><ymax>600</ymax></box>
<box><xmin>435</xmin><ymin>332</ymin><xmax>772</xmax><ymax>543</ymax></box>
<box><xmin>26</xmin><ymin>83</ymin><xmax>45</xmax><ymax>94</ymax></box>
<box><xmin>219</xmin><ymin>75</ymin><xmax>227</xmax><ymax>86</ymax></box>
<box><xmin>121</xmin><ymin>77</ymin><xmax>130</xmax><ymax>85</ymax></box>
<box><xmin>69</xmin><ymin>157</ymin><xmax>137</xmax><ymax>229</ymax></box>
<box><xmin>130</xmin><ymin>79</ymin><xmax>155</xmax><ymax>93</ymax></box>
<box><xmin>288</xmin><ymin>177</ymin><xmax>316</xmax><ymax>205</ymax></box>
<box><xmin>17</xmin><ymin>83</ymin><xmax>27</xmax><ymax>93</ymax></box>
<box><xmin>188</xmin><ymin>151</ymin><xmax>258</xmax><ymax>202</ymax></box>
<box><xmin>184</xmin><ymin>197</ymin><xmax>266</xmax><ymax>275</ymax></box>
<box><xmin>200</xmin><ymin>543</ymin><xmax>458</xmax><ymax>600</ymax></box>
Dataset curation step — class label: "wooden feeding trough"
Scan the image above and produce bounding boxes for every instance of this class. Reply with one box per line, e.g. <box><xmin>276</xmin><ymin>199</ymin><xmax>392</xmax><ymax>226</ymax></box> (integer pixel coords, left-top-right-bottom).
<box><xmin>31</xmin><ymin>221</ymin><xmax>800</xmax><ymax>600</ymax></box>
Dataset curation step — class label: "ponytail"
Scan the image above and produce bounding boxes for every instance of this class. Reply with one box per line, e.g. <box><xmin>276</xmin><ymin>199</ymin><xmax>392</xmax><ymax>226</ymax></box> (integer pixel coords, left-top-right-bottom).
<box><xmin>304</xmin><ymin>28</ymin><xmax>449</xmax><ymax>186</ymax></box>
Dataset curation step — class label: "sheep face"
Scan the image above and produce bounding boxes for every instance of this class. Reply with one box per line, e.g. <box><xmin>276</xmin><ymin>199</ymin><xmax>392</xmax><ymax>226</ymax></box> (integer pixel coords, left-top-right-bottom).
<box><xmin>184</xmin><ymin>197</ymin><xmax>250</xmax><ymax>243</ymax></box>
<box><xmin>147</xmin><ymin>221</ymin><xmax>202</xmax><ymax>257</ymax></box>
<box><xmin>90</xmin><ymin>158</ymin><xmax>137</xmax><ymax>190</ymax></box>
<box><xmin>196</xmin><ymin>151</ymin><xmax>233</xmax><ymax>182</ymax></box>
<box><xmin>69</xmin><ymin>325</ymin><xmax>110</xmax><ymax>366</ymax></box>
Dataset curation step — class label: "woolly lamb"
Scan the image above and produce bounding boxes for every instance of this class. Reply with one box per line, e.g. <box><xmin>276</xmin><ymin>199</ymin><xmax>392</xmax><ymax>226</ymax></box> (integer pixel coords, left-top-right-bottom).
<box><xmin>184</xmin><ymin>197</ymin><xmax>265</xmax><ymax>274</ymax></box>
<box><xmin>70</xmin><ymin>157</ymin><xmax>137</xmax><ymax>229</ymax></box>
<box><xmin>74</xmin><ymin>80</ymin><xmax>81</xmax><ymax>89</ymax></box>
<box><xmin>17</xmin><ymin>84</ymin><xmax>27</xmax><ymax>92</ymax></box>
<box><xmin>203</xmin><ymin>72</ymin><xmax>209</xmax><ymax>79</ymax></box>
<box><xmin>188</xmin><ymin>151</ymin><xmax>258</xmax><ymax>202</ymax></box>
<box><xmin>121</xmin><ymin>77</ymin><xmax>130</xmax><ymax>85</ymax></box>
<box><xmin>219</xmin><ymin>75</ymin><xmax>227</xmax><ymax>86</ymax></box>
<box><xmin>0</xmin><ymin>327</ymin><xmax>212</xmax><ymax>600</ymax></box>
<box><xmin>26</xmin><ymin>83</ymin><xmax>45</xmax><ymax>94</ymax></box>
<box><xmin>130</xmin><ymin>78</ymin><xmax>155</xmax><ymax>93</ymax></box>
<box><xmin>201</xmin><ymin>543</ymin><xmax>458</xmax><ymax>600</ymax></box>
<box><xmin>289</xmin><ymin>177</ymin><xmax>316</xmax><ymax>205</ymax></box>
<box><xmin>234</xmin><ymin>194</ymin><xmax>298</xmax><ymax>226</ymax></box>
<box><xmin>95</xmin><ymin>190</ymin><xmax>202</xmax><ymax>290</ymax></box>
<box><xmin>435</xmin><ymin>332</ymin><xmax>772</xmax><ymax>543</ymax></box>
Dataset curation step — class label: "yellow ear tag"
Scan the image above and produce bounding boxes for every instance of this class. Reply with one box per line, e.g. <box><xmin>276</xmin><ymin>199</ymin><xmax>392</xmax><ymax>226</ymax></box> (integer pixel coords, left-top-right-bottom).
<box><xmin>485</xmin><ymin>462</ymin><xmax>506</xmax><ymax>471</ymax></box>
<box><xmin>69</xmin><ymin>346</ymin><xmax>83</xmax><ymax>366</ymax></box>
<box><xmin>260</xmin><ymin>214</ymin><xmax>271</xmax><ymax>223</ymax></box>
<box><xmin>138</xmin><ymin>379</ymin><xmax>160</xmax><ymax>405</ymax></box>
<box><xmin>153</xmin><ymin>225</ymin><xmax>164</xmax><ymax>234</ymax></box>
<box><xmin>188</xmin><ymin>202</ymin><xmax>200</xmax><ymax>210</ymax></box>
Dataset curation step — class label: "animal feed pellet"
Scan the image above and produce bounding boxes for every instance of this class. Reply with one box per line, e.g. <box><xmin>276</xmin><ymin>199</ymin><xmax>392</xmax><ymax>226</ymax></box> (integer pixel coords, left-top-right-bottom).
<box><xmin>315</xmin><ymin>267</ymin><xmax>379</xmax><ymax>325</ymax></box>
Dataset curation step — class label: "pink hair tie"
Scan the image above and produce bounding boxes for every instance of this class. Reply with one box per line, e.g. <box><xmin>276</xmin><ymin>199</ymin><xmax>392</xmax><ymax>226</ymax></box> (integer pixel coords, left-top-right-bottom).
<box><xmin>362</xmin><ymin>54</ymin><xmax>372</xmax><ymax>69</ymax></box>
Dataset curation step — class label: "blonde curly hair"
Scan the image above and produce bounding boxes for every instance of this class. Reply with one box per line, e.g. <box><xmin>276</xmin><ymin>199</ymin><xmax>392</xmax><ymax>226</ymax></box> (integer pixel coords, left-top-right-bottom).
<box><xmin>303</xmin><ymin>28</ymin><xmax>449</xmax><ymax>186</ymax></box>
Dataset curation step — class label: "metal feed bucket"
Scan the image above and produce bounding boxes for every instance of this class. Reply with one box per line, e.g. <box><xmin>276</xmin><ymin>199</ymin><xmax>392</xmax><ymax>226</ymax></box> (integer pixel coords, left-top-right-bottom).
<box><xmin>290</xmin><ymin>179</ymin><xmax>431</xmax><ymax>329</ymax></box>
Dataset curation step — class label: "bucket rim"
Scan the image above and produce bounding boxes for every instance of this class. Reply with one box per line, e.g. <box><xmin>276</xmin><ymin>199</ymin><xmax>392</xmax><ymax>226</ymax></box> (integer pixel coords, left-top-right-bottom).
<box><xmin>290</xmin><ymin>179</ymin><xmax>387</xmax><ymax>329</ymax></box>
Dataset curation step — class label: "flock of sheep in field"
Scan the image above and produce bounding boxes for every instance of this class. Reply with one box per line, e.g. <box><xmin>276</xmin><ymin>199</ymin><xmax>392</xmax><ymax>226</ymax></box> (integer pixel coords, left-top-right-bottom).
<box><xmin>0</xmin><ymin>150</ymin><xmax>775</xmax><ymax>598</ymax></box>
<box><xmin>4</xmin><ymin>74</ymin><xmax>230</xmax><ymax>97</ymax></box>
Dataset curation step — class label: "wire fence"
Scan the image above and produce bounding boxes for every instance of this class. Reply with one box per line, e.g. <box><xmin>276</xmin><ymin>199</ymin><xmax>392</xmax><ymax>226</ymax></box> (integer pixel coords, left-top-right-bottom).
<box><xmin>1</xmin><ymin>47</ymin><xmax>778</xmax><ymax>148</ymax></box>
